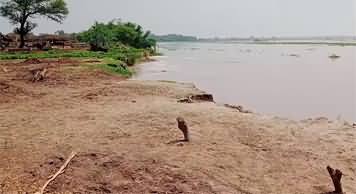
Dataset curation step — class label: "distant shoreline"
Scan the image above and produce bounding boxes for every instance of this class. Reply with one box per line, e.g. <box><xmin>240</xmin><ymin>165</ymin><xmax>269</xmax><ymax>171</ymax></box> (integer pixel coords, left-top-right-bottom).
<box><xmin>158</xmin><ymin>40</ymin><xmax>356</xmax><ymax>46</ymax></box>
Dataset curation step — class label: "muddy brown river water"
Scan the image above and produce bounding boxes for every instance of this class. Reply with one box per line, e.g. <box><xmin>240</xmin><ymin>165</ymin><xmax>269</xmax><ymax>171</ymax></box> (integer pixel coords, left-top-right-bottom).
<box><xmin>133</xmin><ymin>42</ymin><xmax>356</xmax><ymax>121</ymax></box>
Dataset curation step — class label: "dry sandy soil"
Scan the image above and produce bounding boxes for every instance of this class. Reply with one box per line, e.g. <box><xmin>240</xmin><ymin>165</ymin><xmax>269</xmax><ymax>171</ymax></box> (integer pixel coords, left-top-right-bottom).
<box><xmin>0</xmin><ymin>59</ymin><xmax>355</xmax><ymax>194</ymax></box>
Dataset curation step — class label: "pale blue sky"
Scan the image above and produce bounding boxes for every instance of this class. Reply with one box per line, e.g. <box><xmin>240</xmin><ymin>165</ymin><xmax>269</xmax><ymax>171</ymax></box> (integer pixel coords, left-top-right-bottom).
<box><xmin>0</xmin><ymin>0</ymin><xmax>355</xmax><ymax>37</ymax></box>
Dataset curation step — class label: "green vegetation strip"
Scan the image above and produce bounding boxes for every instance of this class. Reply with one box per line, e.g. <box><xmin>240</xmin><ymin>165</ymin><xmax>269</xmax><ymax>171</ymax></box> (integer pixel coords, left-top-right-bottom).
<box><xmin>93</xmin><ymin>63</ymin><xmax>133</xmax><ymax>77</ymax></box>
<box><xmin>0</xmin><ymin>47</ymin><xmax>144</xmax><ymax>61</ymax></box>
<box><xmin>0</xmin><ymin>47</ymin><xmax>147</xmax><ymax>76</ymax></box>
<box><xmin>83</xmin><ymin>57</ymin><xmax>134</xmax><ymax>77</ymax></box>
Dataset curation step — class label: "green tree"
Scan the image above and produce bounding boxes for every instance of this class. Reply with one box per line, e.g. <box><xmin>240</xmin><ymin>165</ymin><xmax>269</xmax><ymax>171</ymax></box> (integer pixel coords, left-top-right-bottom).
<box><xmin>77</xmin><ymin>20</ymin><xmax>157</xmax><ymax>51</ymax></box>
<box><xmin>0</xmin><ymin>0</ymin><xmax>69</xmax><ymax>48</ymax></box>
<box><xmin>77</xmin><ymin>22</ymin><xmax>114</xmax><ymax>51</ymax></box>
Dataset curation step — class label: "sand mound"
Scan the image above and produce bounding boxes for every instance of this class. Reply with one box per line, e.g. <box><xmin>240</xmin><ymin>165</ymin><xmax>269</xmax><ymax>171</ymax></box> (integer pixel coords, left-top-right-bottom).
<box><xmin>0</xmin><ymin>81</ymin><xmax>32</xmax><ymax>103</ymax></box>
<box><xmin>23</xmin><ymin>153</ymin><xmax>214</xmax><ymax>193</ymax></box>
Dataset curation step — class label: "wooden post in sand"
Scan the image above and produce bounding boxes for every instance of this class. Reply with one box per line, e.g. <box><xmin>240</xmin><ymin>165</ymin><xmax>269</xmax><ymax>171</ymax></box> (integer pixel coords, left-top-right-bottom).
<box><xmin>176</xmin><ymin>117</ymin><xmax>190</xmax><ymax>142</ymax></box>
<box><xmin>326</xmin><ymin>166</ymin><xmax>344</xmax><ymax>194</ymax></box>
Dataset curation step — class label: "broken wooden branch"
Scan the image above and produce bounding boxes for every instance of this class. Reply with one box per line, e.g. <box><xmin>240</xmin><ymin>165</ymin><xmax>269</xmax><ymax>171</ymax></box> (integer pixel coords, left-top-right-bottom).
<box><xmin>37</xmin><ymin>152</ymin><xmax>77</xmax><ymax>194</ymax></box>
<box><xmin>326</xmin><ymin>166</ymin><xmax>344</xmax><ymax>194</ymax></box>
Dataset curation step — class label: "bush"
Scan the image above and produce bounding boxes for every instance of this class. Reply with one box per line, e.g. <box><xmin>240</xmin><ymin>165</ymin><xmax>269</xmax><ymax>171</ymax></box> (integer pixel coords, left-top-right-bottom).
<box><xmin>101</xmin><ymin>63</ymin><xmax>132</xmax><ymax>76</ymax></box>
<box><xmin>77</xmin><ymin>20</ymin><xmax>157</xmax><ymax>51</ymax></box>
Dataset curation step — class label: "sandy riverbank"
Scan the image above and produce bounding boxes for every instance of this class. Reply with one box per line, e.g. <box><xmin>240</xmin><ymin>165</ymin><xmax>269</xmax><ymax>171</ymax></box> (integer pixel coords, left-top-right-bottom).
<box><xmin>0</xmin><ymin>59</ymin><xmax>355</xmax><ymax>193</ymax></box>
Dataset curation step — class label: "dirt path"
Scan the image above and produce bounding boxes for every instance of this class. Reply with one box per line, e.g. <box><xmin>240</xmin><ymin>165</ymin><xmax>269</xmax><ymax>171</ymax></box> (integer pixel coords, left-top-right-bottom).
<box><xmin>0</xmin><ymin>59</ymin><xmax>355</xmax><ymax>193</ymax></box>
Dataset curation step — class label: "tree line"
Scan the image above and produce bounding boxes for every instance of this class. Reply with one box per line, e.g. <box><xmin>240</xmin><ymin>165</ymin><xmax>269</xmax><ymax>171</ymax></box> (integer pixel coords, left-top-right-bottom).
<box><xmin>0</xmin><ymin>0</ymin><xmax>156</xmax><ymax>52</ymax></box>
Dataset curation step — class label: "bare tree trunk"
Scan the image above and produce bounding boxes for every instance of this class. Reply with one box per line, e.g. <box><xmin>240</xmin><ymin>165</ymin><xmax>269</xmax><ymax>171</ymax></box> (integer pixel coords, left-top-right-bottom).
<box><xmin>19</xmin><ymin>31</ymin><xmax>25</xmax><ymax>48</ymax></box>
<box><xmin>19</xmin><ymin>21</ymin><xmax>26</xmax><ymax>48</ymax></box>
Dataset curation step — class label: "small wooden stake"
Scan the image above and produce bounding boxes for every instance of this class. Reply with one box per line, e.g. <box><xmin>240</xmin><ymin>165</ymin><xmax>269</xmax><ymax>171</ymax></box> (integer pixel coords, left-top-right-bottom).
<box><xmin>176</xmin><ymin>117</ymin><xmax>190</xmax><ymax>142</ymax></box>
<box><xmin>327</xmin><ymin>166</ymin><xmax>344</xmax><ymax>194</ymax></box>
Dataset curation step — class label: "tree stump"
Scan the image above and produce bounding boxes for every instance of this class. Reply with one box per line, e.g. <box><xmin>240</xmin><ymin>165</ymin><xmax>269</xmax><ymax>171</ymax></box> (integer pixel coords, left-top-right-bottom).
<box><xmin>30</xmin><ymin>68</ymin><xmax>48</xmax><ymax>82</ymax></box>
<box><xmin>176</xmin><ymin>117</ymin><xmax>190</xmax><ymax>142</ymax></box>
<box><xmin>326</xmin><ymin>166</ymin><xmax>344</xmax><ymax>194</ymax></box>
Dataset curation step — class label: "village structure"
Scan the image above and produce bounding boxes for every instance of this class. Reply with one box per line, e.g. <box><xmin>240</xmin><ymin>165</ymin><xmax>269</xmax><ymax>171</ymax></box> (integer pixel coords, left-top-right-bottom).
<box><xmin>0</xmin><ymin>32</ymin><xmax>88</xmax><ymax>51</ymax></box>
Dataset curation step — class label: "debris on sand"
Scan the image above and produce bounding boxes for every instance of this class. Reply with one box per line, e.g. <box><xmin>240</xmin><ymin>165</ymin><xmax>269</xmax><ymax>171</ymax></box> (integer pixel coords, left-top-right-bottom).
<box><xmin>30</xmin><ymin>68</ymin><xmax>48</xmax><ymax>82</ymax></box>
<box><xmin>224</xmin><ymin>104</ymin><xmax>253</xmax><ymax>114</ymax></box>
<box><xmin>178</xmin><ymin>94</ymin><xmax>214</xmax><ymax>103</ymax></box>
<box><xmin>329</xmin><ymin>54</ymin><xmax>340</xmax><ymax>59</ymax></box>
<box><xmin>178</xmin><ymin>96</ymin><xmax>193</xmax><ymax>103</ymax></box>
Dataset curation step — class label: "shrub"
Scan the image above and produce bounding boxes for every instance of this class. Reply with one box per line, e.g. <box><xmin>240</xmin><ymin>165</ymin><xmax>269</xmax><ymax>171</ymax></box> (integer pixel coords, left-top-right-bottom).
<box><xmin>77</xmin><ymin>20</ymin><xmax>157</xmax><ymax>51</ymax></box>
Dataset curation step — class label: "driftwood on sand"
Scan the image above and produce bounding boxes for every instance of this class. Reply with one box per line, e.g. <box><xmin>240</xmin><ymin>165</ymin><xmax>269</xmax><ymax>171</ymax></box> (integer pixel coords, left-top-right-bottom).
<box><xmin>36</xmin><ymin>152</ymin><xmax>77</xmax><ymax>194</ymax></box>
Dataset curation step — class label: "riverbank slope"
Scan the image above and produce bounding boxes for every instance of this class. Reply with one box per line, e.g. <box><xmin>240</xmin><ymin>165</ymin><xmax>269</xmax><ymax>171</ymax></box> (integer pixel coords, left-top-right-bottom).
<box><xmin>0</xmin><ymin>59</ymin><xmax>355</xmax><ymax>193</ymax></box>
